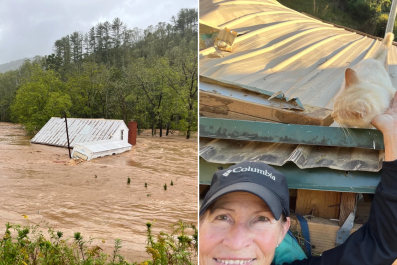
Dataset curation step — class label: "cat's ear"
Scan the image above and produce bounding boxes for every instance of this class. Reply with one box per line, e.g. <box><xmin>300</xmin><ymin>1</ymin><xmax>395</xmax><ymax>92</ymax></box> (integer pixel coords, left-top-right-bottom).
<box><xmin>345</xmin><ymin>68</ymin><xmax>359</xmax><ymax>88</ymax></box>
<box><xmin>347</xmin><ymin>99</ymin><xmax>369</xmax><ymax>117</ymax></box>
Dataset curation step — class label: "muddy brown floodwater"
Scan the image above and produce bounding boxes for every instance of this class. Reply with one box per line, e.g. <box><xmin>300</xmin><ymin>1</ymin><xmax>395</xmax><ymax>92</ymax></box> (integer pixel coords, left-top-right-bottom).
<box><xmin>0</xmin><ymin>122</ymin><xmax>198</xmax><ymax>262</ymax></box>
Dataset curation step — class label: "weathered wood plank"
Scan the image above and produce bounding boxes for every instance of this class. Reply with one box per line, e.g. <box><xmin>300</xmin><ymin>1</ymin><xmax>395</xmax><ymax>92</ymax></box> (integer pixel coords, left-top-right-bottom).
<box><xmin>200</xmin><ymin>90</ymin><xmax>334</xmax><ymax>126</ymax></box>
<box><xmin>339</xmin><ymin>193</ymin><xmax>356</xmax><ymax>226</ymax></box>
<box><xmin>290</xmin><ymin>213</ymin><xmax>362</xmax><ymax>254</ymax></box>
<box><xmin>296</xmin><ymin>190</ymin><xmax>341</xmax><ymax>219</ymax></box>
<box><xmin>200</xmin><ymin>110</ymin><xmax>277</xmax><ymax>122</ymax></box>
<box><xmin>355</xmin><ymin>201</ymin><xmax>372</xmax><ymax>224</ymax></box>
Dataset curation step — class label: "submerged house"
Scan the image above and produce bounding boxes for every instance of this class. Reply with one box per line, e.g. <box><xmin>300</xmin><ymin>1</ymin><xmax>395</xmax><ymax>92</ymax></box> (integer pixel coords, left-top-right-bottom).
<box><xmin>199</xmin><ymin>0</ymin><xmax>396</xmax><ymax>254</ymax></box>
<box><xmin>31</xmin><ymin>118</ymin><xmax>129</xmax><ymax>148</ymax></box>
<box><xmin>31</xmin><ymin>118</ymin><xmax>134</xmax><ymax>160</ymax></box>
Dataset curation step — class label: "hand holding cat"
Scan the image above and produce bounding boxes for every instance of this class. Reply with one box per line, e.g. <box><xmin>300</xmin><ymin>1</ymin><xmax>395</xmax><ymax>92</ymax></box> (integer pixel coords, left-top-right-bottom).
<box><xmin>372</xmin><ymin>91</ymin><xmax>397</xmax><ymax>161</ymax></box>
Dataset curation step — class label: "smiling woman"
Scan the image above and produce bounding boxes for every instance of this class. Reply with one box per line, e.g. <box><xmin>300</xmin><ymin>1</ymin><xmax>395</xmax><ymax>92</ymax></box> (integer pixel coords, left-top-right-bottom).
<box><xmin>198</xmin><ymin>93</ymin><xmax>397</xmax><ymax>265</ymax></box>
<box><xmin>200</xmin><ymin>192</ymin><xmax>290</xmax><ymax>265</ymax></box>
<box><xmin>199</xmin><ymin>162</ymin><xmax>305</xmax><ymax>265</ymax></box>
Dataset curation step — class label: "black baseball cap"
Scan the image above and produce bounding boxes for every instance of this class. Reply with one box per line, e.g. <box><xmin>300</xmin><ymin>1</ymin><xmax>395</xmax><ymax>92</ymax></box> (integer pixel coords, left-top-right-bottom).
<box><xmin>200</xmin><ymin>161</ymin><xmax>290</xmax><ymax>220</ymax></box>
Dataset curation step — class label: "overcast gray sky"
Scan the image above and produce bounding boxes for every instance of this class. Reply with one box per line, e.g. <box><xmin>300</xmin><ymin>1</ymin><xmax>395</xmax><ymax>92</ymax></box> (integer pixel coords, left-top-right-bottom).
<box><xmin>0</xmin><ymin>0</ymin><xmax>197</xmax><ymax>64</ymax></box>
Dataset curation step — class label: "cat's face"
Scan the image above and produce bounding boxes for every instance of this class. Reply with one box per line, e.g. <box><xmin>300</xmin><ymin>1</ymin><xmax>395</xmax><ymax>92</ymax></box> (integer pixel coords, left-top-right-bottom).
<box><xmin>332</xmin><ymin>93</ymin><xmax>373</xmax><ymax>128</ymax></box>
<box><xmin>332</xmin><ymin>68</ymin><xmax>386</xmax><ymax>128</ymax></box>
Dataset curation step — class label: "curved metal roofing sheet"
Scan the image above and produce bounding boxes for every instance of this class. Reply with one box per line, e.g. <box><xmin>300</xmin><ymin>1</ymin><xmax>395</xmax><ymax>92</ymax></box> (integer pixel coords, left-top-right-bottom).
<box><xmin>199</xmin><ymin>0</ymin><xmax>390</xmax><ymax>172</ymax></box>
<box><xmin>199</xmin><ymin>0</ymin><xmax>397</xmax><ymax>108</ymax></box>
<box><xmin>200</xmin><ymin>138</ymin><xmax>383</xmax><ymax>172</ymax></box>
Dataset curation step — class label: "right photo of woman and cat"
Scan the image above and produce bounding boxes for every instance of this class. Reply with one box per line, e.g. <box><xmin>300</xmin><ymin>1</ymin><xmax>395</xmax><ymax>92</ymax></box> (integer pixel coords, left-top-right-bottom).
<box><xmin>198</xmin><ymin>0</ymin><xmax>397</xmax><ymax>264</ymax></box>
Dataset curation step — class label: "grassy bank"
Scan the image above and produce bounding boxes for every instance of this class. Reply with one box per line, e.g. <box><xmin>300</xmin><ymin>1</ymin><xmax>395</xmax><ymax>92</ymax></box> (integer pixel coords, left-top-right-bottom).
<box><xmin>0</xmin><ymin>217</ymin><xmax>197</xmax><ymax>265</ymax></box>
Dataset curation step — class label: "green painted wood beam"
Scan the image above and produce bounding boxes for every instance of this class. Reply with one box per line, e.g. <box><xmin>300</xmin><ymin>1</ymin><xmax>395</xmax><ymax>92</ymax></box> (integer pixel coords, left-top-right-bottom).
<box><xmin>199</xmin><ymin>117</ymin><xmax>384</xmax><ymax>150</ymax></box>
<box><xmin>200</xmin><ymin>158</ymin><xmax>381</xmax><ymax>193</ymax></box>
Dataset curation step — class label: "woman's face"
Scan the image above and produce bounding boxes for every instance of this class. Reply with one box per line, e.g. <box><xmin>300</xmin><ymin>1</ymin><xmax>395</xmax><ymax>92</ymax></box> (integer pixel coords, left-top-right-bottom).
<box><xmin>199</xmin><ymin>192</ymin><xmax>290</xmax><ymax>265</ymax></box>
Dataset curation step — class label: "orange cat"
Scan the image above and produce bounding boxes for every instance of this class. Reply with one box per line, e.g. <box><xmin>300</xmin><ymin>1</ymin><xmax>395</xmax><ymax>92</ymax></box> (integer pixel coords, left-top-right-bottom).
<box><xmin>332</xmin><ymin>33</ymin><xmax>396</xmax><ymax>128</ymax></box>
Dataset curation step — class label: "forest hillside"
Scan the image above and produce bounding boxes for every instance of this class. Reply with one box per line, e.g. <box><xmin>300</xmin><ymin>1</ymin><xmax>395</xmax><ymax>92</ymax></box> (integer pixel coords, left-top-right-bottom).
<box><xmin>0</xmin><ymin>8</ymin><xmax>197</xmax><ymax>139</ymax></box>
<box><xmin>0</xmin><ymin>58</ymin><xmax>35</xmax><ymax>74</ymax></box>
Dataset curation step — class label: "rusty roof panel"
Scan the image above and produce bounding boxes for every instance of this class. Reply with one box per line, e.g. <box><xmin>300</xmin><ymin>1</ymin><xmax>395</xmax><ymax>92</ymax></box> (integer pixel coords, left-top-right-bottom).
<box><xmin>31</xmin><ymin>118</ymin><xmax>128</xmax><ymax>148</ymax></box>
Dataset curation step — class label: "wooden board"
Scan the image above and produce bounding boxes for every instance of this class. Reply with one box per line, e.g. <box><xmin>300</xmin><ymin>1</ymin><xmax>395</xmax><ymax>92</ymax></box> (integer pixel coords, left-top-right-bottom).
<box><xmin>355</xmin><ymin>201</ymin><xmax>372</xmax><ymax>224</ymax></box>
<box><xmin>339</xmin><ymin>193</ymin><xmax>356</xmax><ymax>226</ymax></box>
<box><xmin>200</xmin><ymin>110</ymin><xmax>276</xmax><ymax>123</ymax></box>
<box><xmin>200</xmin><ymin>90</ymin><xmax>334</xmax><ymax>126</ymax></box>
<box><xmin>290</xmin><ymin>214</ymin><xmax>362</xmax><ymax>254</ymax></box>
<box><xmin>295</xmin><ymin>190</ymin><xmax>341</xmax><ymax>219</ymax></box>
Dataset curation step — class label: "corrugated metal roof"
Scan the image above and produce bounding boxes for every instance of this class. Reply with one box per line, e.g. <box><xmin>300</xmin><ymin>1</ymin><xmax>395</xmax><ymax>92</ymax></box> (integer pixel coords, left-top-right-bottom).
<box><xmin>200</xmin><ymin>138</ymin><xmax>383</xmax><ymax>172</ymax></box>
<box><xmin>74</xmin><ymin>139</ymin><xmax>132</xmax><ymax>153</ymax></box>
<box><xmin>200</xmin><ymin>0</ymin><xmax>397</xmax><ymax>105</ymax></box>
<box><xmin>199</xmin><ymin>0</ymin><xmax>389</xmax><ymax>171</ymax></box>
<box><xmin>31</xmin><ymin>118</ymin><xmax>128</xmax><ymax>148</ymax></box>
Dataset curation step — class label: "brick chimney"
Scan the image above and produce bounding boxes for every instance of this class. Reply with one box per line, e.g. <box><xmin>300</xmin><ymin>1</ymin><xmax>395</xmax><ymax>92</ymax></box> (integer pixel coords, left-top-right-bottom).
<box><xmin>128</xmin><ymin>120</ymin><xmax>137</xmax><ymax>145</ymax></box>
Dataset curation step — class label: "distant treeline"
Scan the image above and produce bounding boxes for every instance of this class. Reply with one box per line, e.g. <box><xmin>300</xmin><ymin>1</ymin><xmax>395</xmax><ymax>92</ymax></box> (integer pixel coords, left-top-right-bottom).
<box><xmin>0</xmin><ymin>8</ymin><xmax>197</xmax><ymax>139</ymax></box>
<box><xmin>341</xmin><ymin>0</ymin><xmax>395</xmax><ymax>37</ymax></box>
<box><xmin>280</xmin><ymin>0</ymin><xmax>397</xmax><ymax>38</ymax></box>
<box><xmin>0</xmin><ymin>57</ymin><xmax>33</xmax><ymax>74</ymax></box>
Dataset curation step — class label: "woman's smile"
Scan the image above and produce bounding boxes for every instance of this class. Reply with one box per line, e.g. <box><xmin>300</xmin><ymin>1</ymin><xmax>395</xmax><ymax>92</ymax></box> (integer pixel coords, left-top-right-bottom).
<box><xmin>213</xmin><ymin>258</ymin><xmax>256</xmax><ymax>264</ymax></box>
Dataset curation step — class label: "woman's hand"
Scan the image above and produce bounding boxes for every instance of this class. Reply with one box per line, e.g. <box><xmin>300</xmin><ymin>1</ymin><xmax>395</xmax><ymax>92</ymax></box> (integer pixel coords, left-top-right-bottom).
<box><xmin>372</xmin><ymin>91</ymin><xmax>397</xmax><ymax>161</ymax></box>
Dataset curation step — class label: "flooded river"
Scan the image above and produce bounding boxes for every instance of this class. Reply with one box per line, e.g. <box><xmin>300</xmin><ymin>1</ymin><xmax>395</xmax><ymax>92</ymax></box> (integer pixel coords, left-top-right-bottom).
<box><xmin>0</xmin><ymin>122</ymin><xmax>198</xmax><ymax>262</ymax></box>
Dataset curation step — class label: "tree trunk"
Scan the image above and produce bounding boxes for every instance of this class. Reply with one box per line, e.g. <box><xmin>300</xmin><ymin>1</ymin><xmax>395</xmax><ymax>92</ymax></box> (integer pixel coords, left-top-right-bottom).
<box><xmin>151</xmin><ymin>112</ymin><xmax>155</xmax><ymax>136</ymax></box>
<box><xmin>159</xmin><ymin>119</ymin><xmax>163</xmax><ymax>137</ymax></box>
<box><xmin>186</xmin><ymin>104</ymin><xmax>193</xmax><ymax>139</ymax></box>
<box><xmin>166</xmin><ymin>123</ymin><xmax>169</xmax><ymax>136</ymax></box>
<box><xmin>186</xmin><ymin>123</ymin><xmax>191</xmax><ymax>139</ymax></box>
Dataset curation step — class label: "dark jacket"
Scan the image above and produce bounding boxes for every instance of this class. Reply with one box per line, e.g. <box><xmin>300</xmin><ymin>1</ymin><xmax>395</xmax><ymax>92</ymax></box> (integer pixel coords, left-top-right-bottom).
<box><xmin>286</xmin><ymin>160</ymin><xmax>397</xmax><ymax>265</ymax></box>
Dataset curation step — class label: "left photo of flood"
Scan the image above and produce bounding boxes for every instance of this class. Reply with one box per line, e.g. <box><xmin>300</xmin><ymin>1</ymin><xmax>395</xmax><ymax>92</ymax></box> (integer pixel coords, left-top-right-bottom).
<box><xmin>0</xmin><ymin>1</ymin><xmax>198</xmax><ymax>264</ymax></box>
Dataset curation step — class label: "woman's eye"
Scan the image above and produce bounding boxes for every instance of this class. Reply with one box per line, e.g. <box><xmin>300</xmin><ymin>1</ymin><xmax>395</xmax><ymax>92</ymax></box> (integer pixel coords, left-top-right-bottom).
<box><xmin>257</xmin><ymin>216</ymin><xmax>269</xmax><ymax>222</ymax></box>
<box><xmin>215</xmin><ymin>215</ymin><xmax>229</xmax><ymax>221</ymax></box>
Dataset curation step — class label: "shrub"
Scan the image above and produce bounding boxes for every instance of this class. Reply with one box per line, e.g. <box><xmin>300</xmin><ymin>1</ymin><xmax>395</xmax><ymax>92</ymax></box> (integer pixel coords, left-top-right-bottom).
<box><xmin>0</xmin><ymin>216</ymin><xmax>197</xmax><ymax>264</ymax></box>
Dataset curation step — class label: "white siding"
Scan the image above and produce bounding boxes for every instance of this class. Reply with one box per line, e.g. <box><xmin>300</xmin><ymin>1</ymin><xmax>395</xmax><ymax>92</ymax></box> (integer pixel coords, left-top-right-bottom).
<box><xmin>71</xmin><ymin>139</ymin><xmax>132</xmax><ymax>161</ymax></box>
<box><xmin>112</xmin><ymin>123</ymin><xmax>129</xmax><ymax>142</ymax></box>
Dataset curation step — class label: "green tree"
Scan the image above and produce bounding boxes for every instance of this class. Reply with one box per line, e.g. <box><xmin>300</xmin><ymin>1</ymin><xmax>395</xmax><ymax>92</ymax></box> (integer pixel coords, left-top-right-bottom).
<box><xmin>11</xmin><ymin>65</ymin><xmax>72</xmax><ymax>133</ymax></box>
<box><xmin>2</xmin><ymin>8</ymin><xmax>198</xmax><ymax>138</ymax></box>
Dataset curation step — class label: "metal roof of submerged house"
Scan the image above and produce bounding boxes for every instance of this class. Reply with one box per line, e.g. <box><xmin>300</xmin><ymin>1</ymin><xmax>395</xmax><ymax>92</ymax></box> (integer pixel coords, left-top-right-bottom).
<box><xmin>199</xmin><ymin>0</ymin><xmax>393</xmax><ymax>173</ymax></box>
<box><xmin>31</xmin><ymin>118</ymin><xmax>128</xmax><ymax>148</ymax></box>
